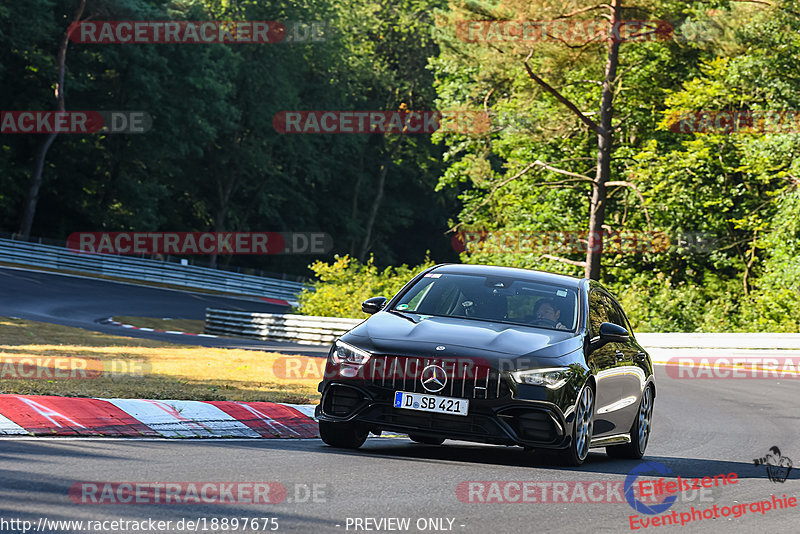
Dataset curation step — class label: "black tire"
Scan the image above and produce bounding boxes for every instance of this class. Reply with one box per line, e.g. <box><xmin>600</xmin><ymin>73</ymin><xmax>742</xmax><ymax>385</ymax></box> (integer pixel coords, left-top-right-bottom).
<box><xmin>554</xmin><ymin>382</ymin><xmax>595</xmax><ymax>467</ymax></box>
<box><xmin>408</xmin><ymin>433</ymin><xmax>445</xmax><ymax>445</ymax></box>
<box><xmin>607</xmin><ymin>385</ymin><xmax>653</xmax><ymax>459</ymax></box>
<box><xmin>319</xmin><ymin>420</ymin><xmax>369</xmax><ymax>449</ymax></box>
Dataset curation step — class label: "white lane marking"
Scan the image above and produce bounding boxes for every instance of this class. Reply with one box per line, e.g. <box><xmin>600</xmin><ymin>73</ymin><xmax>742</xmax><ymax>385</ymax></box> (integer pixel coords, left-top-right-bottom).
<box><xmin>0</xmin><ymin>413</ymin><xmax>29</xmax><ymax>435</ymax></box>
<box><xmin>107</xmin><ymin>323</ymin><xmax>218</xmax><ymax>339</ymax></box>
<box><xmin>101</xmin><ymin>399</ymin><xmax>260</xmax><ymax>438</ymax></box>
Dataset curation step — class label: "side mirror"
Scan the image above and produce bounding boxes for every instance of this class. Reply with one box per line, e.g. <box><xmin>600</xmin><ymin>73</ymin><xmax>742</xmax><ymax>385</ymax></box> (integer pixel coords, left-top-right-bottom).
<box><xmin>598</xmin><ymin>322</ymin><xmax>630</xmax><ymax>342</ymax></box>
<box><xmin>362</xmin><ymin>296</ymin><xmax>388</xmax><ymax>315</ymax></box>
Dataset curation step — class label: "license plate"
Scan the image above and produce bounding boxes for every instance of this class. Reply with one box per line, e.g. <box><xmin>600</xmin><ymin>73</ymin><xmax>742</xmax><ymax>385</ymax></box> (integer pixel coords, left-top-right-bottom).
<box><xmin>393</xmin><ymin>391</ymin><xmax>469</xmax><ymax>416</ymax></box>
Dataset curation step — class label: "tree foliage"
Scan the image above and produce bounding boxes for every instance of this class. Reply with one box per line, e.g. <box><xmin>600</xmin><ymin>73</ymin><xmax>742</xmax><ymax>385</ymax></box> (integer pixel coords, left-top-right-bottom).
<box><xmin>3</xmin><ymin>0</ymin><xmax>800</xmax><ymax>331</ymax></box>
<box><xmin>296</xmin><ymin>255</ymin><xmax>435</xmax><ymax>318</ymax></box>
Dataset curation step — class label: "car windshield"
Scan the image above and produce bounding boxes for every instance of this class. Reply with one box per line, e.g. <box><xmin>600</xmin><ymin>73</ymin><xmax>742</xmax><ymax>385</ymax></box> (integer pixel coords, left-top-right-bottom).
<box><xmin>391</xmin><ymin>272</ymin><xmax>579</xmax><ymax>332</ymax></box>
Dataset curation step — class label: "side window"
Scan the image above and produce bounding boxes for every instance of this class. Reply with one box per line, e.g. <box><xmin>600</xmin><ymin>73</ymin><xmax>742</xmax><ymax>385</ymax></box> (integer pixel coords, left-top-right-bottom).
<box><xmin>609</xmin><ymin>297</ymin><xmax>635</xmax><ymax>337</ymax></box>
<box><xmin>602</xmin><ymin>294</ymin><xmax>625</xmax><ymax>328</ymax></box>
<box><xmin>588</xmin><ymin>290</ymin><xmax>609</xmax><ymax>337</ymax></box>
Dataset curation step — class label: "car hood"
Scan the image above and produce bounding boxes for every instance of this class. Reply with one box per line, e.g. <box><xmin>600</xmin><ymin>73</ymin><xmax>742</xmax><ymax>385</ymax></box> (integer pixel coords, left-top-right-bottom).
<box><xmin>341</xmin><ymin>310</ymin><xmax>583</xmax><ymax>361</ymax></box>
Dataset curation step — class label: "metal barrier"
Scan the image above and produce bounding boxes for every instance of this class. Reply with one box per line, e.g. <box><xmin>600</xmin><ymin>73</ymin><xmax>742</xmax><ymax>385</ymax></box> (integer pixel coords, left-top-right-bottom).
<box><xmin>203</xmin><ymin>308</ymin><xmax>800</xmax><ymax>350</ymax></box>
<box><xmin>0</xmin><ymin>238</ymin><xmax>309</xmax><ymax>302</ymax></box>
<box><xmin>635</xmin><ymin>332</ymin><xmax>800</xmax><ymax>349</ymax></box>
<box><xmin>205</xmin><ymin>308</ymin><xmax>362</xmax><ymax>345</ymax></box>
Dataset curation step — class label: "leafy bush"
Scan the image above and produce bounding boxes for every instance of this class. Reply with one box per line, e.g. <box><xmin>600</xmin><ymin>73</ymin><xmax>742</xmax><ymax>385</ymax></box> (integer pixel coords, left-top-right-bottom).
<box><xmin>297</xmin><ymin>248</ymin><xmax>797</xmax><ymax>331</ymax></box>
<box><xmin>614</xmin><ymin>273</ymin><xmax>743</xmax><ymax>332</ymax></box>
<box><xmin>737</xmin><ymin>189</ymin><xmax>800</xmax><ymax>331</ymax></box>
<box><xmin>295</xmin><ymin>255</ymin><xmax>435</xmax><ymax>318</ymax></box>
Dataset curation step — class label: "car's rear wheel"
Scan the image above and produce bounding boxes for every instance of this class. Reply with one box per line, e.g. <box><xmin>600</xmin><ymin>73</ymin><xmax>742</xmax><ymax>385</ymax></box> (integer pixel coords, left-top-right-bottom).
<box><xmin>319</xmin><ymin>420</ymin><xmax>368</xmax><ymax>449</ymax></box>
<box><xmin>555</xmin><ymin>382</ymin><xmax>595</xmax><ymax>466</ymax></box>
<box><xmin>408</xmin><ymin>433</ymin><xmax>445</xmax><ymax>445</ymax></box>
<box><xmin>607</xmin><ymin>385</ymin><xmax>653</xmax><ymax>459</ymax></box>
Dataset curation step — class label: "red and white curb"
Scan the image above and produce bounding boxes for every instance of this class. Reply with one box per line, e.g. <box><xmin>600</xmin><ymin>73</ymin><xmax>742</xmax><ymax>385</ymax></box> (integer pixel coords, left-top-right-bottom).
<box><xmin>102</xmin><ymin>318</ymin><xmax>219</xmax><ymax>339</ymax></box>
<box><xmin>0</xmin><ymin>394</ymin><xmax>318</xmax><ymax>438</ymax></box>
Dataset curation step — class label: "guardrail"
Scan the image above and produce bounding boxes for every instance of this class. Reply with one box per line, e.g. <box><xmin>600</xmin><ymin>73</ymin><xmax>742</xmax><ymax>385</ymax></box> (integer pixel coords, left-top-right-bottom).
<box><xmin>0</xmin><ymin>238</ymin><xmax>309</xmax><ymax>303</ymax></box>
<box><xmin>203</xmin><ymin>308</ymin><xmax>800</xmax><ymax>349</ymax></box>
<box><xmin>205</xmin><ymin>308</ymin><xmax>362</xmax><ymax>345</ymax></box>
<box><xmin>635</xmin><ymin>333</ymin><xmax>800</xmax><ymax>364</ymax></box>
<box><xmin>635</xmin><ymin>333</ymin><xmax>800</xmax><ymax>349</ymax></box>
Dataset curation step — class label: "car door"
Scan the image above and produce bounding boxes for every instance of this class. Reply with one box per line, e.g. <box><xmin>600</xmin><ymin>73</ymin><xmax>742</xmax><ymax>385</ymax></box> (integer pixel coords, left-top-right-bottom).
<box><xmin>586</xmin><ymin>289</ymin><xmax>621</xmax><ymax>437</ymax></box>
<box><xmin>602</xmin><ymin>294</ymin><xmax>646</xmax><ymax>432</ymax></box>
<box><xmin>615</xmin><ymin>301</ymin><xmax>652</xmax><ymax>378</ymax></box>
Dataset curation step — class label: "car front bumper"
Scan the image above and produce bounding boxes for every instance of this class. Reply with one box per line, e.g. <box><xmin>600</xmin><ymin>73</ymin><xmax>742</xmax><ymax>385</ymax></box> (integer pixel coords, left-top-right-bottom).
<box><xmin>316</xmin><ymin>380</ymin><xmax>579</xmax><ymax>450</ymax></box>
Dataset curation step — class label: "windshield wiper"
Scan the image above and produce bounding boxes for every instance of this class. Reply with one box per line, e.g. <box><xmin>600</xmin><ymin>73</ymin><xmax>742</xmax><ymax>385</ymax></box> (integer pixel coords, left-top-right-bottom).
<box><xmin>387</xmin><ymin>309</ymin><xmax>418</xmax><ymax>323</ymax></box>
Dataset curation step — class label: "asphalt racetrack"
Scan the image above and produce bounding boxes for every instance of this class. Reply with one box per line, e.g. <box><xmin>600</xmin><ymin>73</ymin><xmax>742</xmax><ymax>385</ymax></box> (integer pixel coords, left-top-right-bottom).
<box><xmin>0</xmin><ymin>366</ymin><xmax>798</xmax><ymax>533</ymax></box>
<box><xmin>0</xmin><ymin>266</ymin><xmax>797</xmax><ymax>533</ymax></box>
<box><xmin>0</xmin><ymin>266</ymin><xmax>328</xmax><ymax>355</ymax></box>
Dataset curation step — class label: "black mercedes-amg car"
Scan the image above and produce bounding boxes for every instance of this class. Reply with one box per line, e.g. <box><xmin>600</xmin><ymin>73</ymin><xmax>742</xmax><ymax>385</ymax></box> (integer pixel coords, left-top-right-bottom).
<box><xmin>315</xmin><ymin>264</ymin><xmax>655</xmax><ymax>465</ymax></box>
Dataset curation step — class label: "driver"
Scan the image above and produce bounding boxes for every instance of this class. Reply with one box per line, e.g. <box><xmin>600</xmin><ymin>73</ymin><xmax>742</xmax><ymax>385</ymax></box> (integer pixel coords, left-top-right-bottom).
<box><xmin>532</xmin><ymin>298</ymin><xmax>568</xmax><ymax>330</ymax></box>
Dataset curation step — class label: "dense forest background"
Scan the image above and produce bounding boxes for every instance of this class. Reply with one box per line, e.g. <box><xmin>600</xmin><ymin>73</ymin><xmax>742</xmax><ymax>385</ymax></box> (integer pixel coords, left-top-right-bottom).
<box><xmin>3</xmin><ymin>0</ymin><xmax>800</xmax><ymax>331</ymax></box>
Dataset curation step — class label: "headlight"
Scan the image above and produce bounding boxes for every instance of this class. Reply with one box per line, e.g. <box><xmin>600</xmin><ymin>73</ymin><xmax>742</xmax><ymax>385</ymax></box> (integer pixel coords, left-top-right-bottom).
<box><xmin>332</xmin><ymin>340</ymin><xmax>372</xmax><ymax>365</ymax></box>
<box><xmin>510</xmin><ymin>367</ymin><xmax>571</xmax><ymax>389</ymax></box>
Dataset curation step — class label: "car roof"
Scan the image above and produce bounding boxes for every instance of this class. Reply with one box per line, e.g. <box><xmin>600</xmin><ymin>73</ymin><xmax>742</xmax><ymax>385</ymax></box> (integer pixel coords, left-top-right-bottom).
<box><xmin>429</xmin><ymin>263</ymin><xmax>584</xmax><ymax>289</ymax></box>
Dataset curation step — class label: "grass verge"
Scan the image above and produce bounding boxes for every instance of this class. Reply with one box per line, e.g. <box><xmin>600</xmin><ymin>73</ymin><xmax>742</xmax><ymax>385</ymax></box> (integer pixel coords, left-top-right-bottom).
<box><xmin>0</xmin><ymin>317</ymin><xmax>321</xmax><ymax>404</ymax></box>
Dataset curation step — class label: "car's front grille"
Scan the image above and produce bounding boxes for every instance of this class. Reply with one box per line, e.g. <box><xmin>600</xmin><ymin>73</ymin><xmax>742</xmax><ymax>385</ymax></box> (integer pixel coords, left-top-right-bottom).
<box><xmin>364</xmin><ymin>356</ymin><xmax>509</xmax><ymax>400</ymax></box>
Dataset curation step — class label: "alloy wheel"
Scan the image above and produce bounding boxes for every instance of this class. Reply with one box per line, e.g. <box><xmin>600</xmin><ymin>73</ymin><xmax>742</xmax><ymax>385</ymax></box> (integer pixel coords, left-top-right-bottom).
<box><xmin>637</xmin><ymin>386</ymin><xmax>653</xmax><ymax>453</ymax></box>
<box><xmin>575</xmin><ymin>385</ymin><xmax>594</xmax><ymax>461</ymax></box>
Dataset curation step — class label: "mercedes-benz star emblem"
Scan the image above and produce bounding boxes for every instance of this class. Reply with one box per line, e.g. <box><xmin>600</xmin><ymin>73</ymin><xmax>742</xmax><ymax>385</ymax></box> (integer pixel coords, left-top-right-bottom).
<box><xmin>421</xmin><ymin>364</ymin><xmax>447</xmax><ymax>393</ymax></box>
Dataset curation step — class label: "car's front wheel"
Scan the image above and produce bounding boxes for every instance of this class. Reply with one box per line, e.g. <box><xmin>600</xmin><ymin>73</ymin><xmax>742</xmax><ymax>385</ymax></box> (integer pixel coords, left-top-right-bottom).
<box><xmin>319</xmin><ymin>420</ymin><xmax>368</xmax><ymax>449</ymax></box>
<box><xmin>607</xmin><ymin>385</ymin><xmax>653</xmax><ymax>459</ymax></box>
<box><xmin>555</xmin><ymin>382</ymin><xmax>595</xmax><ymax>466</ymax></box>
